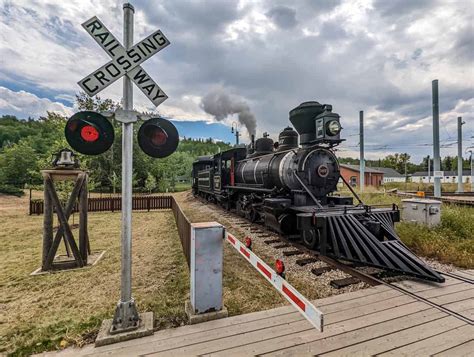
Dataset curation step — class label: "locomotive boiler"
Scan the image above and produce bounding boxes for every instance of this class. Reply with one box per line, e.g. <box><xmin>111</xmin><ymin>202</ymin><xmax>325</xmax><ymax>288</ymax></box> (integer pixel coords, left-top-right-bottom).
<box><xmin>192</xmin><ymin>101</ymin><xmax>444</xmax><ymax>283</ymax></box>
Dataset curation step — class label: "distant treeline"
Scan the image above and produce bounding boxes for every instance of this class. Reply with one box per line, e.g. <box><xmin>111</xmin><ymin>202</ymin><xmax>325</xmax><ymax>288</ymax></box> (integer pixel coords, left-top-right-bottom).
<box><xmin>339</xmin><ymin>153</ymin><xmax>471</xmax><ymax>175</ymax></box>
<box><xmin>0</xmin><ymin>94</ymin><xmax>470</xmax><ymax>196</ymax></box>
<box><xmin>0</xmin><ymin>93</ymin><xmax>231</xmax><ymax>196</ymax></box>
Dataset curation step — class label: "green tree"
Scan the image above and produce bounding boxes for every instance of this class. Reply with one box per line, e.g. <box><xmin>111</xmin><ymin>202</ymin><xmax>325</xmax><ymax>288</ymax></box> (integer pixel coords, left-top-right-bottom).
<box><xmin>0</xmin><ymin>140</ymin><xmax>39</xmax><ymax>186</ymax></box>
<box><xmin>144</xmin><ymin>173</ymin><xmax>157</xmax><ymax>193</ymax></box>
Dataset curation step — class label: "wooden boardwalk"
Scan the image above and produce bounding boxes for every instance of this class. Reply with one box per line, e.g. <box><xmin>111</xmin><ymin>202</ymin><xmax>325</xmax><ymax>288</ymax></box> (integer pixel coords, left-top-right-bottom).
<box><xmin>44</xmin><ymin>270</ymin><xmax>474</xmax><ymax>356</ymax></box>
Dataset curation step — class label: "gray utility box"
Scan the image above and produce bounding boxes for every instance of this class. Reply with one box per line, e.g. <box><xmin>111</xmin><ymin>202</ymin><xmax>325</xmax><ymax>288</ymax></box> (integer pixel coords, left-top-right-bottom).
<box><xmin>401</xmin><ymin>199</ymin><xmax>442</xmax><ymax>228</ymax></box>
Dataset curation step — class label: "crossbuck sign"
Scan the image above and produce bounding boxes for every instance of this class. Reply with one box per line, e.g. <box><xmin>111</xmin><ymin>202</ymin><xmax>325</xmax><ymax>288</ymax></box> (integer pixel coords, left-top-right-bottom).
<box><xmin>79</xmin><ymin>16</ymin><xmax>169</xmax><ymax>106</ymax></box>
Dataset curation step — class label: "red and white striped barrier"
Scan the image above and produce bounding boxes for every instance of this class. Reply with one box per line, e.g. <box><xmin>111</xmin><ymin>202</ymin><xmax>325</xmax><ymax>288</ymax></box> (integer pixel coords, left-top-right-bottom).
<box><xmin>225</xmin><ymin>232</ymin><xmax>324</xmax><ymax>331</ymax></box>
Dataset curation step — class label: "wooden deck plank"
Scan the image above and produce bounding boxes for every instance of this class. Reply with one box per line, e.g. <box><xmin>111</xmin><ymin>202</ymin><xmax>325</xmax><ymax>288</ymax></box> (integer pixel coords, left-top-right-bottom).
<box><xmin>55</xmin><ymin>276</ymin><xmax>471</xmax><ymax>357</ymax></box>
<box><xmin>452</xmin><ymin>270</ymin><xmax>474</xmax><ymax>279</ymax></box>
<box><xmin>379</xmin><ymin>324</ymin><xmax>474</xmax><ymax>356</ymax></box>
<box><xmin>430</xmin><ymin>287</ymin><xmax>474</xmax><ymax>305</ymax></box>
<box><xmin>268</xmin><ymin>310</ymin><xmax>448</xmax><ymax>356</ymax></box>
<box><xmin>434</xmin><ymin>339</ymin><xmax>474</xmax><ymax>356</ymax></box>
<box><xmin>392</xmin><ymin>277</ymin><xmax>462</xmax><ymax>292</ymax></box>
<box><xmin>83</xmin><ymin>286</ymin><xmax>391</xmax><ymax>356</ymax></box>
<box><xmin>442</xmin><ymin>298</ymin><xmax>474</xmax><ymax>312</ymax></box>
<box><xmin>209</xmin><ymin>286</ymin><xmax>473</xmax><ymax>356</ymax></box>
<box><xmin>97</xmin><ymin>296</ymin><xmax>425</xmax><ymax>354</ymax></box>
<box><xmin>321</xmin><ymin>316</ymin><xmax>466</xmax><ymax>356</ymax></box>
<box><xmin>203</xmin><ymin>303</ymin><xmax>435</xmax><ymax>356</ymax></box>
<box><xmin>163</xmin><ymin>305</ymin><xmax>440</xmax><ymax>357</ymax></box>
<box><xmin>462</xmin><ymin>269</ymin><xmax>474</xmax><ymax>276</ymax></box>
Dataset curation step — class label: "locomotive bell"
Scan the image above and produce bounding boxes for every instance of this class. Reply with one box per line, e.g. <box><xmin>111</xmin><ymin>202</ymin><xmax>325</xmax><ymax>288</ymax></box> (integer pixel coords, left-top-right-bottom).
<box><xmin>52</xmin><ymin>148</ymin><xmax>79</xmax><ymax>169</ymax></box>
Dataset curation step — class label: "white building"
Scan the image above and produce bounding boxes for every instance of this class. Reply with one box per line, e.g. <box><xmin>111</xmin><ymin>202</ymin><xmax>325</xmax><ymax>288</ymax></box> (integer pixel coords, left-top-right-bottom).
<box><xmin>411</xmin><ymin>170</ymin><xmax>472</xmax><ymax>184</ymax></box>
<box><xmin>371</xmin><ymin>167</ymin><xmax>406</xmax><ymax>183</ymax></box>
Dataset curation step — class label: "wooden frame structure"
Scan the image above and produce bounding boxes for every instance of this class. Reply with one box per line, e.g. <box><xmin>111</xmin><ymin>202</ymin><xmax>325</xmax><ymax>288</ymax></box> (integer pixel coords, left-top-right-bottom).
<box><xmin>41</xmin><ymin>169</ymin><xmax>90</xmax><ymax>271</ymax></box>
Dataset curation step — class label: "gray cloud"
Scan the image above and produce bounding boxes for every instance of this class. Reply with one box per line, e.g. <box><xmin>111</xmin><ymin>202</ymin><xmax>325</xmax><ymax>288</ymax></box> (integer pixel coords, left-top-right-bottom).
<box><xmin>200</xmin><ymin>88</ymin><xmax>256</xmax><ymax>138</ymax></box>
<box><xmin>0</xmin><ymin>0</ymin><xmax>472</xmax><ymax>161</ymax></box>
<box><xmin>266</xmin><ymin>6</ymin><xmax>297</xmax><ymax>29</ymax></box>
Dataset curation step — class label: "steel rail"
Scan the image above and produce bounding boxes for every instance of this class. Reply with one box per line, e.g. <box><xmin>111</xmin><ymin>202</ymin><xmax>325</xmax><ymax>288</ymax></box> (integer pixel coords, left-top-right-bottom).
<box><xmin>193</xmin><ymin>194</ymin><xmax>473</xmax><ymax>325</ymax></box>
<box><xmin>440</xmin><ymin>271</ymin><xmax>474</xmax><ymax>285</ymax></box>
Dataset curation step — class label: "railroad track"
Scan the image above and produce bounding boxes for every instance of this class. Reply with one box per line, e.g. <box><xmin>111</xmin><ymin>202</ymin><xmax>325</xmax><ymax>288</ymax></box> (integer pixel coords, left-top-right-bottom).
<box><xmin>196</xmin><ymin>195</ymin><xmax>474</xmax><ymax>325</ymax></box>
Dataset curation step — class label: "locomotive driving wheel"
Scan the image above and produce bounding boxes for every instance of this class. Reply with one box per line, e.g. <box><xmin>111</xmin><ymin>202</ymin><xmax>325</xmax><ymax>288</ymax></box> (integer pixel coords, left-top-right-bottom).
<box><xmin>302</xmin><ymin>229</ymin><xmax>320</xmax><ymax>249</ymax></box>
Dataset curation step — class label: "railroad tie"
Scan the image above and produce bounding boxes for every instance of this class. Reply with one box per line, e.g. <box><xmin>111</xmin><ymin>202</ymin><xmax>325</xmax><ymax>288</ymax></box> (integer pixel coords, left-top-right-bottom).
<box><xmin>283</xmin><ymin>250</ymin><xmax>304</xmax><ymax>257</ymax></box>
<box><xmin>264</xmin><ymin>239</ymin><xmax>281</xmax><ymax>244</ymax></box>
<box><xmin>296</xmin><ymin>258</ymin><xmax>319</xmax><ymax>266</ymax></box>
<box><xmin>311</xmin><ymin>266</ymin><xmax>334</xmax><ymax>276</ymax></box>
<box><xmin>330</xmin><ymin>277</ymin><xmax>361</xmax><ymax>289</ymax></box>
<box><xmin>273</xmin><ymin>243</ymin><xmax>291</xmax><ymax>249</ymax></box>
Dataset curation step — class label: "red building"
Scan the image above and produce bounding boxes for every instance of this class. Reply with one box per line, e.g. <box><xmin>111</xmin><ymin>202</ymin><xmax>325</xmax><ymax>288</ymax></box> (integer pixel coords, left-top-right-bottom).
<box><xmin>340</xmin><ymin>164</ymin><xmax>384</xmax><ymax>187</ymax></box>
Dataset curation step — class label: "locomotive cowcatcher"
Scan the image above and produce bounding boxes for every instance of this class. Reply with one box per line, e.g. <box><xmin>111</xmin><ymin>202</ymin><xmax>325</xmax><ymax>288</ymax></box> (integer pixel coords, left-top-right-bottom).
<box><xmin>192</xmin><ymin>101</ymin><xmax>444</xmax><ymax>283</ymax></box>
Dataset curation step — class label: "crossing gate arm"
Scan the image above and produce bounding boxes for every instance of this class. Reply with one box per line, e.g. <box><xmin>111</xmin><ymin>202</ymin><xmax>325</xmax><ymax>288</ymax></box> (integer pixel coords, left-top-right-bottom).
<box><xmin>225</xmin><ymin>231</ymin><xmax>324</xmax><ymax>332</ymax></box>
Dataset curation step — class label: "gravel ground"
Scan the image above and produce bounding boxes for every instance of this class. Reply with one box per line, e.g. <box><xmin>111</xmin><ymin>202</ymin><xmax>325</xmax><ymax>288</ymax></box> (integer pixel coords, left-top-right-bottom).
<box><xmin>178</xmin><ymin>192</ymin><xmax>371</xmax><ymax>301</ymax></box>
<box><xmin>177</xmin><ymin>191</ymin><xmax>459</xmax><ymax>300</ymax></box>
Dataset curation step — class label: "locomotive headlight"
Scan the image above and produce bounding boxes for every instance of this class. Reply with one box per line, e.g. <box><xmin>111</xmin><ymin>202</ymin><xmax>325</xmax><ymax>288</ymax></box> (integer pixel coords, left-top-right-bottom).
<box><xmin>326</xmin><ymin>120</ymin><xmax>341</xmax><ymax>136</ymax></box>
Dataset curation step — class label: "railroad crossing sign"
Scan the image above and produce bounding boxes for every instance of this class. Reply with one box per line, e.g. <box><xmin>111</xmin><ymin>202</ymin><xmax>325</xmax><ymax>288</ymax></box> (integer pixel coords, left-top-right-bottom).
<box><xmin>79</xmin><ymin>16</ymin><xmax>170</xmax><ymax>106</ymax></box>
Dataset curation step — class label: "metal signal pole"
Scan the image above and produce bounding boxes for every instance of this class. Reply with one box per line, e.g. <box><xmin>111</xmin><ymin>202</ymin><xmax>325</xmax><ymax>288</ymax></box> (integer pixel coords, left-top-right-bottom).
<box><xmin>359</xmin><ymin>111</ymin><xmax>365</xmax><ymax>192</ymax></box>
<box><xmin>112</xmin><ymin>2</ymin><xmax>140</xmax><ymax>333</ymax></box>
<box><xmin>432</xmin><ymin>80</ymin><xmax>441</xmax><ymax>198</ymax></box>
<box><xmin>456</xmin><ymin>117</ymin><xmax>464</xmax><ymax>193</ymax></box>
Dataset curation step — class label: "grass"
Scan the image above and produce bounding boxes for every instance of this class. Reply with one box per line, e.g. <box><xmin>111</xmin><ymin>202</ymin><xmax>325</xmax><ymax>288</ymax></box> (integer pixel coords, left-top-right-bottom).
<box><xmin>382</xmin><ymin>182</ymin><xmax>472</xmax><ymax>192</ymax></box>
<box><xmin>351</xmin><ymin>190</ymin><xmax>474</xmax><ymax>268</ymax></box>
<box><xmin>0</xmin><ymin>191</ymin><xmax>288</xmax><ymax>356</ymax></box>
<box><xmin>2</xmin><ymin>187</ymin><xmax>472</xmax><ymax>355</ymax></box>
<box><xmin>0</xmin><ymin>194</ymin><xmax>189</xmax><ymax>356</ymax></box>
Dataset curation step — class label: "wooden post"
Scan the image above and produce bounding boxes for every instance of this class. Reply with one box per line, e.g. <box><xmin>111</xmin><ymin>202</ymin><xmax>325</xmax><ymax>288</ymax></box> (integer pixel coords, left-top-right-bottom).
<box><xmin>40</xmin><ymin>169</ymin><xmax>89</xmax><ymax>271</ymax></box>
<box><xmin>79</xmin><ymin>174</ymin><xmax>88</xmax><ymax>262</ymax></box>
<box><xmin>42</xmin><ymin>174</ymin><xmax>53</xmax><ymax>270</ymax></box>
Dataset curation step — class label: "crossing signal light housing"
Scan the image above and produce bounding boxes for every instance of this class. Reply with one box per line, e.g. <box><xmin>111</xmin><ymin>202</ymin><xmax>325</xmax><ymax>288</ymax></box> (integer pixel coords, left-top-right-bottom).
<box><xmin>138</xmin><ymin>117</ymin><xmax>179</xmax><ymax>158</ymax></box>
<box><xmin>65</xmin><ymin>111</ymin><xmax>115</xmax><ymax>155</ymax></box>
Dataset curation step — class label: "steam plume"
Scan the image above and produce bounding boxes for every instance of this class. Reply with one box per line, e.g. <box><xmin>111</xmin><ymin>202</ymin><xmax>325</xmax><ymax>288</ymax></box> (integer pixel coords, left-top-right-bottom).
<box><xmin>200</xmin><ymin>88</ymin><xmax>257</xmax><ymax>139</ymax></box>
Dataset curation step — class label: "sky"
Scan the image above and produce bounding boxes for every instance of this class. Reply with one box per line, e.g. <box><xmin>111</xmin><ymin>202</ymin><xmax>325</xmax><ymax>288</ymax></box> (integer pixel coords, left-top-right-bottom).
<box><xmin>0</xmin><ymin>0</ymin><xmax>472</xmax><ymax>161</ymax></box>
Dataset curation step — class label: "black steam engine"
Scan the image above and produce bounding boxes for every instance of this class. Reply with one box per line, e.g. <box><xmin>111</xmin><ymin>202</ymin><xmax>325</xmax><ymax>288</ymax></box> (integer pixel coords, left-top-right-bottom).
<box><xmin>192</xmin><ymin>101</ymin><xmax>444</xmax><ymax>282</ymax></box>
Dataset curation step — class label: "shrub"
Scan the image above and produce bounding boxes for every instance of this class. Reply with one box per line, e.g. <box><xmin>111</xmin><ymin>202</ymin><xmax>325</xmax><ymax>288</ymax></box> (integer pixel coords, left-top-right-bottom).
<box><xmin>0</xmin><ymin>184</ymin><xmax>24</xmax><ymax>197</ymax></box>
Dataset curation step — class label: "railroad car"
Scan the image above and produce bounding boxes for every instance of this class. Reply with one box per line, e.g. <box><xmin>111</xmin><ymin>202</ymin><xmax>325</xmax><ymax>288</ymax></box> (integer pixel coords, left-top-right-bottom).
<box><xmin>192</xmin><ymin>101</ymin><xmax>444</xmax><ymax>283</ymax></box>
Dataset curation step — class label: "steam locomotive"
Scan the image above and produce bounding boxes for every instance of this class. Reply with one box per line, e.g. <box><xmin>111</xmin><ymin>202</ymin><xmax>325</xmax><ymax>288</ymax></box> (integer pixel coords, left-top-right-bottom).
<box><xmin>192</xmin><ymin>101</ymin><xmax>444</xmax><ymax>282</ymax></box>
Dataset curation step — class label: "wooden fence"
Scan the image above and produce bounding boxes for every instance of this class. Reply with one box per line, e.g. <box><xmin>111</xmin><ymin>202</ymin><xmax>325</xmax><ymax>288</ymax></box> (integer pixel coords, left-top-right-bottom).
<box><xmin>30</xmin><ymin>195</ymin><xmax>173</xmax><ymax>215</ymax></box>
<box><xmin>171</xmin><ymin>197</ymin><xmax>191</xmax><ymax>268</ymax></box>
<box><xmin>30</xmin><ymin>194</ymin><xmax>192</xmax><ymax>268</ymax></box>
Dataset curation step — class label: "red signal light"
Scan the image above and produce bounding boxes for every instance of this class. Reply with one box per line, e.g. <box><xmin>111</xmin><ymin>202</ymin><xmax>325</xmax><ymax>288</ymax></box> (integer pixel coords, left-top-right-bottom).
<box><xmin>245</xmin><ymin>237</ymin><xmax>252</xmax><ymax>250</ymax></box>
<box><xmin>80</xmin><ymin>125</ymin><xmax>100</xmax><ymax>142</ymax></box>
<box><xmin>276</xmin><ymin>259</ymin><xmax>285</xmax><ymax>276</ymax></box>
<box><xmin>65</xmin><ymin>111</ymin><xmax>114</xmax><ymax>155</ymax></box>
<box><xmin>138</xmin><ymin>118</ymin><xmax>179</xmax><ymax>158</ymax></box>
<box><xmin>145</xmin><ymin>126</ymin><xmax>168</xmax><ymax>146</ymax></box>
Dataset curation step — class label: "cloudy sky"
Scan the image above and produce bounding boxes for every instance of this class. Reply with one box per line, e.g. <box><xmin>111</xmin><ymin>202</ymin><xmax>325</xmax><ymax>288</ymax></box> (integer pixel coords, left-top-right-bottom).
<box><xmin>0</xmin><ymin>0</ymin><xmax>472</xmax><ymax>161</ymax></box>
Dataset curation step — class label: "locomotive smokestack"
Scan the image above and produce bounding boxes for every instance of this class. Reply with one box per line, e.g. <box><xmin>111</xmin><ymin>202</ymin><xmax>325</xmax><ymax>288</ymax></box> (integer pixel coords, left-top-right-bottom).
<box><xmin>289</xmin><ymin>101</ymin><xmax>326</xmax><ymax>146</ymax></box>
<box><xmin>201</xmin><ymin>88</ymin><xmax>257</xmax><ymax>140</ymax></box>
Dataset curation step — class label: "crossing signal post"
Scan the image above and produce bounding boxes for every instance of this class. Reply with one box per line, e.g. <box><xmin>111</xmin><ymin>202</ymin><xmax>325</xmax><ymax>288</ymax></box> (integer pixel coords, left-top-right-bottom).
<box><xmin>72</xmin><ymin>2</ymin><xmax>176</xmax><ymax>344</ymax></box>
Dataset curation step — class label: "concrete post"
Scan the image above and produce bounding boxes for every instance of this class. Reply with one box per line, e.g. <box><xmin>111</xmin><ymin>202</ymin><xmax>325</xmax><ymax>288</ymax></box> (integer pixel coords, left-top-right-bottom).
<box><xmin>359</xmin><ymin>110</ymin><xmax>365</xmax><ymax>192</ymax></box>
<box><xmin>432</xmin><ymin>80</ymin><xmax>441</xmax><ymax>198</ymax></box>
<box><xmin>186</xmin><ymin>222</ymin><xmax>228</xmax><ymax>324</ymax></box>
<box><xmin>456</xmin><ymin>117</ymin><xmax>464</xmax><ymax>193</ymax></box>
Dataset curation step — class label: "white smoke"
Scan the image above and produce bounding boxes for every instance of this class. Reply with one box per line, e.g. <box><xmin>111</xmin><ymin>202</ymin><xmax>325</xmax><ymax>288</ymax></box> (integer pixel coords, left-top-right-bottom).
<box><xmin>200</xmin><ymin>88</ymin><xmax>257</xmax><ymax>139</ymax></box>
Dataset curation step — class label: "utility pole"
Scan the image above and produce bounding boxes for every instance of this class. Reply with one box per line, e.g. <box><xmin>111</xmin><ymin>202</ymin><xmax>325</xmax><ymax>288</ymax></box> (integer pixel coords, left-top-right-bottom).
<box><xmin>427</xmin><ymin>155</ymin><xmax>431</xmax><ymax>183</ymax></box>
<box><xmin>112</xmin><ymin>2</ymin><xmax>140</xmax><ymax>332</ymax></box>
<box><xmin>456</xmin><ymin>117</ymin><xmax>465</xmax><ymax>193</ymax></box>
<box><xmin>359</xmin><ymin>110</ymin><xmax>365</xmax><ymax>192</ymax></box>
<box><xmin>468</xmin><ymin>147</ymin><xmax>474</xmax><ymax>192</ymax></box>
<box><xmin>432</xmin><ymin>80</ymin><xmax>441</xmax><ymax>198</ymax></box>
